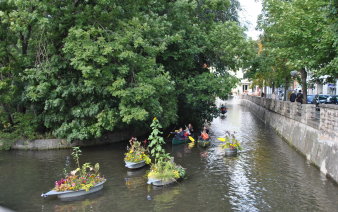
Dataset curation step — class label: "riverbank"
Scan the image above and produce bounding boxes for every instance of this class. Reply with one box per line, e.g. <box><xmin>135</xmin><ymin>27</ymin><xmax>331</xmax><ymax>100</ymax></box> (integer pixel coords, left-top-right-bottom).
<box><xmin>1</xmin><ymin>128</ymin><xmax>145</xmax><ymax>150</ymax></box>
<box><xmin>240</xmin><ymin>95</ymin><xmax>338</xmax><ymax>183</ymax></box>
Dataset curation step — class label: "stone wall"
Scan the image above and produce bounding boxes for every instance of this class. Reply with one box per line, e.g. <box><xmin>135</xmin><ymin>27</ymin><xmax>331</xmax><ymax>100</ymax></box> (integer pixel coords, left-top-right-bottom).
<box><xmin>11</xmin><ymin>128</ymin><xmax>145</xmax><ymax>150</ymax></box>
<box><xmin>241</xmin><ymin>95</ymin><xmax>338</xmax><ymax>183</ymax></box>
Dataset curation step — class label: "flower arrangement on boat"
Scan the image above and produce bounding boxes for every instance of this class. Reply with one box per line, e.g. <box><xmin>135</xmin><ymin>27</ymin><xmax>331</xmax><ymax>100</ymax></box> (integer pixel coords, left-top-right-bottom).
<box><xmin>148</xmin><ymin>158</ymin><xmax>185</xmax><ymax>182</ymax></box>
<box><xmin>147</xmin><ymin>117</ymin><xmax>186</xmax><ymax>185</ymax></box>
<box><xmin>43</xmin><ymin>147</ymin><xmax>106</xmax><ymax>198</ymax></box>
<box><xmin>124</xmin><ymin>137</ymin><xmax>151</xmax><ymax>165</ymax></box>
<box><xmin>218</xmin><ymin>131</ymin><xmax>242</xmax><ymax>154</ymax></box>
<box><xmin>54</xmin><ymin>162</ymin><xmax>105</xmax><ymax>192</ymax></box>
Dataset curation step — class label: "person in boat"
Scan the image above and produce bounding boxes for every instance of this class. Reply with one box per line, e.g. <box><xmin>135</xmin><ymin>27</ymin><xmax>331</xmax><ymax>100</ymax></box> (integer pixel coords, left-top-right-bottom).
<box><xmin>220</xmin><ymin>104</ymin><xmax>227</xmax><ymax>114</ymax></box>
<box><xmin>187</xmin><ymin>123</ymin><xmax>194</xmax><ymax>135</ymax></box>
<box><xmin>184</xmin><ymin>126</ymin><xmax>190</xmax><ymax>137</ymax></box>
<box><xmin>171</xmin><ymin>127</ymin><xmax>187</xmax><ymax>140</ymax></box>
<box><xmin>203</xmin><ymin>126</ymin><xmax>209</xmax><ymax>134</ymax></box>
<box><xmin>199</xmin><ymin>129</ymin><xmax>209</xmax><ymax>141</ymax></box>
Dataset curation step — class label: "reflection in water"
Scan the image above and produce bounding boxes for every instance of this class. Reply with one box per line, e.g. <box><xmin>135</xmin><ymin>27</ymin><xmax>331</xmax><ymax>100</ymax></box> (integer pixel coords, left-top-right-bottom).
<box><xmin>125</xmin><ymin>168</ymin><xmax>147</xmax><ymax>190</ymax></box>
<box><xmin>51</xmin><ymin>197</ymin><xmax>102</xmax><ymax>212</ymax></box>
<box><xmin>1</xmin><ymin>97</ymin><xmax>338</xmax><ymax>212</ymax></box>
<box><xmin>151</xmin><ymin>186</ymin><xmax>181</xmax><ymax>212</ymax></box>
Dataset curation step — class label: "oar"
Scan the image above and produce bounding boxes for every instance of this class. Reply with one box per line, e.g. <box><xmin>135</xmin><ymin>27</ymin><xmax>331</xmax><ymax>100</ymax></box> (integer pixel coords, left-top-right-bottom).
<box><xmin>167</xmin><ymin>127</ymin><xmax>177</xmax><ymax>138</ymax></box>
<box><xmin>217</xmin><ymin>137</ymin><xmax>226</xmax><ymax>142</ymax></box>
<box><xmin>188</xmin><ymin>136</ymin><xmax>195</xmax><ymax>142</ymax></box>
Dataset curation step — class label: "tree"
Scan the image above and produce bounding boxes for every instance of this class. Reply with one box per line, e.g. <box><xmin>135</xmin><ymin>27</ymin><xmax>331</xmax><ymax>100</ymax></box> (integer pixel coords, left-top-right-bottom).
<box><xmin>0</xmin><ymin>0</ymin><xmax>252</xmax><ymax>142</ymax></box>
<box><xmin>258</xmin><ymin>0</ymin><xmax>337</xmax><ymax>103</ymax></box>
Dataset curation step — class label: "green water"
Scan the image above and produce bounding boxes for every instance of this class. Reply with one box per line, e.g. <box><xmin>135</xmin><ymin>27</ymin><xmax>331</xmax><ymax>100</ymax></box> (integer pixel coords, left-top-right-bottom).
<box><xmin>1</xmin><ymin>99</ymin><xmax>338</xmax><ymax>212</ymax></box>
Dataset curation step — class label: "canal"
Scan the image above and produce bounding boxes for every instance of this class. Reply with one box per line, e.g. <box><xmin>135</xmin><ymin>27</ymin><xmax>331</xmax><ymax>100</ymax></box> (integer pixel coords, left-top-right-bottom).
<box><xmin>1</xmin><ymin>98</ymin><xmax>338</xmax><ymax>212</ymax></box>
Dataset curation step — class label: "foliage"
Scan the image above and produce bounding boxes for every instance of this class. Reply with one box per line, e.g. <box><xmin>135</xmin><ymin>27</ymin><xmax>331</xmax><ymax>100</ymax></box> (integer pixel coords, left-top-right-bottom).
<box><xmin>124</xmin><ymin>139</ymin><xmax>151</xmax><ymax>164</ymax></box>
<box><xmin>220</xmin><ymin>131</ymin><xmax>242</xmax><ymax>150</ymax></box>
<box><xmin>0</xmin><ymin>0</ymin><xmax>251</xmax><ymax>142</ymax></box>
<box><xmin>0</xmin><ymin>112</ymin><xmax>43</xmax><ymax>150</ymax></box>
<box><xmin>148</xmin><ymin>159</ymin><xmax>185</xmax><ymax>181</ymax></box>
<box><xmin>53</xmin><ymin>147</ymin><xmax>105</xmax><ymax>192</ymax></box>
<box><xmin>148</xmin><ymin>117</ymin><xmax>170</xmax><ymax>163</ymax></box>
<box><xmin>147</xmin><ymin>118</ymin><xmax>185</xmax><ymax>181</ymax></box>
<box><xmin>252</xmin><ymin>0</ymin><xmax>337</xmax><ymax>99</ymax></box>
<box><xmin>71</xmin><ymin>146</ymin><xmax>81</xmax><ymax>169</ymax></box>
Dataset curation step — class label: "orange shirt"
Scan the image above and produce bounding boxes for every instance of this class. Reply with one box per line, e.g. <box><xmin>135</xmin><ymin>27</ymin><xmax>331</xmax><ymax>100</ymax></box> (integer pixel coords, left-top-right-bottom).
<box><xmin>201</xmin><ymin>133</ymin><xmax>209</xmax><ymax>140</ymax></box>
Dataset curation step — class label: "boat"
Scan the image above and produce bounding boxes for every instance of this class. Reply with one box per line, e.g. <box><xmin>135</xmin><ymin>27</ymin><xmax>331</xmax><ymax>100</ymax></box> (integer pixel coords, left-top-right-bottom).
<box><xmin>224</xmin><ymin>148</ymin><xmax>238</xmax><ymax>156</ymax></box>
<box><xmin>147</xmin><ymin>177</ymin><xmax>176</xmax><ymax>186</ymax></box>
<box><xmin>197</xmin><ymin>138</ymin><xmax>211</xmax><ymax>148</ymax></box>
<box><xmin>125</xmin><ymin>160</ymin><xmax>146</xmax><ymax>169</ymax></box>
<box><xmin>41</xmin><ymin>180</ymin><xmax>106</xmax><ymax>199</ymax></box>
<box><xmin>172</xmin><ymin>137</ymin><xmax>189</xmax><ymax>145</ymax></box>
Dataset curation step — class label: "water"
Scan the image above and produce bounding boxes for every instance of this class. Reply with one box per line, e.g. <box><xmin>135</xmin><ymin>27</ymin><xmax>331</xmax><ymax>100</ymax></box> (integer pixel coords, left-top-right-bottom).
<box><xmin>1</xmin><ymin>98</ymin><xmax>338</xmax><ymax>212</ymax></box>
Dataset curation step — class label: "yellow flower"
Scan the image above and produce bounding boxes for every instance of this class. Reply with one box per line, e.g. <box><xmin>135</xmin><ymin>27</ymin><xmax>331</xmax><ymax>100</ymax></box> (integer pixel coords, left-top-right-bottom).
<box><xmin>153</xmin><ymin>117</ymin><xmax>157</xmax><ymax>120</ymax></box>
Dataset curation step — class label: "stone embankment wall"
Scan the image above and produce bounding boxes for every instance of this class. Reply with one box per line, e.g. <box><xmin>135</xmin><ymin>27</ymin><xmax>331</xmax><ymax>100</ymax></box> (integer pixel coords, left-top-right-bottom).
<box><xmin>241</xmin><ymin>95</ymin><xmax>338</xmax><ymax>183</ymax></box>
<box><xmin>10</xmin><ymin>128</ymin><xmax>145</xmax><ymax>150</ymax></box>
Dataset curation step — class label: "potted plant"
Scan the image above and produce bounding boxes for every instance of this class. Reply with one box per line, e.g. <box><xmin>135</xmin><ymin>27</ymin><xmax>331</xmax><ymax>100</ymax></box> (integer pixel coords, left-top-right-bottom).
<box><xmin>147</xmin><ymin>117</ymin><xmax>186</xmax><ymax>186</ymax></box>
<box><xmin>218</xmin><ymin>131</ymin><xmax>242</xmax><ymax>156</ymax></box>
<box><xmin>147</xmin><ymin>158</ymin><xmax>185</xmax><ymax>186</ymax></box>
<box><xmin>124</xmin><ymin>137</ymin><xmax>151</xmax><ymax>169</ymax></box>
<box><xmin>41</xmin><ymin>147</ymin><xmax>106</xmax><ymax>199</ymax></box>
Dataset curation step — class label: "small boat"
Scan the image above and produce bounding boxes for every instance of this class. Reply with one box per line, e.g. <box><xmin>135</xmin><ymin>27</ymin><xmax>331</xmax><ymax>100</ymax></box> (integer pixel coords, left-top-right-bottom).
<box><xmin>197</xmin><ymin>139</ymin><xmax>211</xmax><ymax>148</ymax></box>
<box><xmin>41</xmin><ymin>180</ymin><xmax>106</xmax><ymax>199</ymax></box>
<box><xmin>125</xmin><ymin>160</ymin><xmax>146</xmax><ymax>169</ymax></box>
<box><xmin>224</xmin><ymin>148</ymin><xmax>237</xmax><ymax>156</ymax></box>
<box><xmin>172</xmin><ymin>137</ymin><xmax>189</xmax><ymax>145</ymax></box>
<box><xmin>147</xmin><ymin>177</ymin><xmax>176</xmax><ymax>186</ymax></box>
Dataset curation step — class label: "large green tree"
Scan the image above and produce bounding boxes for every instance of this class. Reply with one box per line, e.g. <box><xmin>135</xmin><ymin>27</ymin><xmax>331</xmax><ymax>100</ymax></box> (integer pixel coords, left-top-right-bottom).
<box><xmin>0</xmin><ymin>0</ymin><xmax>251</xmax><ymax>142</ymax></box>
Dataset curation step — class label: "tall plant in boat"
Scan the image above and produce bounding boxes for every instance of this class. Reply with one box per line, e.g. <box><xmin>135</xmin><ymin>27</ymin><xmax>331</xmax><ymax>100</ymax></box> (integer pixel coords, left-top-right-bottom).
<box><xmin>124</xmin><ymin>137</ymin><xmax>151</xmax><ymax>169</ymax></box>
<box><xmin>42</xmin><ymin>147</ymin><xmax>106</xmax><ymax>198</ymax></box>
<box><xmin>147</xmin><ymin>117</ymin><xmax>185</xmax><ymax>186</ymax></box>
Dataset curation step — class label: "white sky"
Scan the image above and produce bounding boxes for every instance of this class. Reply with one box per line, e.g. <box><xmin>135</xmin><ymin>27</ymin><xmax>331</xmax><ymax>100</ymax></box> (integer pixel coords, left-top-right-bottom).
<box><xmin>238</xmin><ymin>0</ymin><xmax>262</xmax><ymax>40</ymax></box>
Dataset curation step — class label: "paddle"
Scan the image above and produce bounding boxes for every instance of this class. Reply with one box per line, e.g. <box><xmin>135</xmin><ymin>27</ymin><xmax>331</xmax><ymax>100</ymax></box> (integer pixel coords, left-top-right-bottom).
<box><xmin>167</xmin><ymin>127</ymin><xmax>177</xmax><ymax>138</ymax></box>
<box><xmin>188</xmin><ymin>136</ymin><xmax>195</xmax><ymax>149</ymax></box>
<box><xmin>188</xmin><ymin>136</ymin><xmax>195</xmax><ymax>142</ymax></box>
<box><xmin>217</xmin><ymin>137</ymin><xmax>226</xmax><ymax>142</ymax></box>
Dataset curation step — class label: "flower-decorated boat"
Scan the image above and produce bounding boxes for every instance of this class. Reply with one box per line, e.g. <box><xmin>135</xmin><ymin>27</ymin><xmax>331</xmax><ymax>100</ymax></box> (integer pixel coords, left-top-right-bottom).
<box><xmin>125</xmin><ymin>160</ymin><xmax>146</xmax><ymax>169</ymax></box>
<box><xmin>218</xmin><ymin>131</ymin><xmax>242</xmax><ymax>156</ymax></box>
<box><xmin>124</xmin><ymin>138</ymin><xmax>151</xmax><ymax>169</ymax></box>
<box><xmin>223</xmin><ymin>147</ymin><xmax>237</xmax><ymax>156</ymax></box>
<box><xmin>147</xmin><ymin>177</ymin><xmax>176</xmax><ymax>186</ymax></box>
<box><xmin>147</xmin><ymin>160</ymin><xmax>185</xmax><ymax>186</ymax></box>
<box><xmin>42</xmin><ymin>147</ymin><xmax>106</xmax><ymax>200</ymax></box>
<box><xmin>41</xmin><ymin>179</ymin><xmax>106</xmax><ymax>199</ymax></box>
<box><xmin>147</xmin><ymin>117</ymin><xmax>186</xmax><ymax>186</ymax></box>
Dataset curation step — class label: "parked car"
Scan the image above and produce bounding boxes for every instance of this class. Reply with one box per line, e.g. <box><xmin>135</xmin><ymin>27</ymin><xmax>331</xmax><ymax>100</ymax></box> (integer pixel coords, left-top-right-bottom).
<box><xmin>326</xmin><ymin>95</ymin><xmax>338</xmax><ymax>104</ymax></box>
<box><xmin>307</xmin><ymin>94</ymin><xmax>330</xmax><ymax>104</ymax></box>
<box><xmin>314</xmin><ymin>94</ymin><xmax>330</xmax><ymax>104</ymax></box>
<box><xmin>307</xmin><ymin>95</ymin><xmax>315</xmax><ymax>104</ymax></box>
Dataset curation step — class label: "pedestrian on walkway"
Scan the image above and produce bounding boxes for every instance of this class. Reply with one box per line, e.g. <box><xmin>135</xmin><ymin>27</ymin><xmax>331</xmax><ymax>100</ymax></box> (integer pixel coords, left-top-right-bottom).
<box><xmin>296</xmin><ymin>90</ymin><xmax>303</xmax><ymax>104</ymax></box>
<box><xmin>290</xmin><ymin>90</ymin><xmax>297</xmax><ymax>102</ymax></box>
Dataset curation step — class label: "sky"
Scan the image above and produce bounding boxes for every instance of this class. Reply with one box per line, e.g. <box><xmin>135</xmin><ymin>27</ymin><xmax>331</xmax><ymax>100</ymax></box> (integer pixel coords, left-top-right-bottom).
<box><xmin>238</xmin><ymin>0</ymin><xmax>263</xmax><ymax>40</ymax></box>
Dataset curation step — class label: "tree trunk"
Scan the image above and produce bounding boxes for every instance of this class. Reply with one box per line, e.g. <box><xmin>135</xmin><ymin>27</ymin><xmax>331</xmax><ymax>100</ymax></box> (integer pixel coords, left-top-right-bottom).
<box><xmin>1</xmin><ymin>104</ymin><xmax>14</xmax><ymax>126</ymax></box>
<box><xmin>300</xmin><ymin>68</ymin><xmax>307</xmax><ymax>104</ymax></box>
<box><xmin>284</xmin><ymin>76</ymin><xmax>289</xmax><ymax>101</ymax></box>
